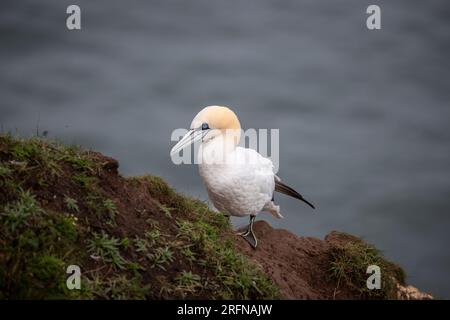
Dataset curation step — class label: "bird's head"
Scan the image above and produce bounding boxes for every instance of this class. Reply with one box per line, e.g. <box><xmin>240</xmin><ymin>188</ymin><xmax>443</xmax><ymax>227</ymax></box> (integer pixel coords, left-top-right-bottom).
<box><xmin>170</xmin><ymin>105</ymin><xmax>241</xmax><ymax>157</ymax></box>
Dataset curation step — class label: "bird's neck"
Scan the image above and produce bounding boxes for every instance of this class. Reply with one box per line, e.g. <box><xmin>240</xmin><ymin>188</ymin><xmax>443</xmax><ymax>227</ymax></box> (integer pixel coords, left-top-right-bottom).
<box><xmin>198</xmin><ymin>133</ymin><xmax>237</xmax><ymax>166</ymax></box>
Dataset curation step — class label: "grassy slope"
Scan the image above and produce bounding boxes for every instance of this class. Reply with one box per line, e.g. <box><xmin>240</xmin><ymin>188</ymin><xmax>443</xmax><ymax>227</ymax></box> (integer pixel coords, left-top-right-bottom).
<box><xmin>0</xmin><ymin>134</ymin><xmax>411</xmax><ymax>300</ymax></box>
<box><xmin>0</xmin><ymin>135</ymin><xmax>279</xmax><ymax>299</ymax></box>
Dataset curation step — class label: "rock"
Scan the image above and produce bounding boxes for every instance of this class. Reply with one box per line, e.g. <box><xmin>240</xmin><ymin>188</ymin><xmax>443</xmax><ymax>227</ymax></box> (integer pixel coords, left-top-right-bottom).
<box><xmin>396</xmin><ymin>284</ymin><xmax>433</xmax><ymax>300</ymax></box>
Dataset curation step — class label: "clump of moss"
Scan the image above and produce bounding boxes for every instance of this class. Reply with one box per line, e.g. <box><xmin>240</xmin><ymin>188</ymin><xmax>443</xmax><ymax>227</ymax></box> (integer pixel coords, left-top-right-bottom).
<box><xmin>0</xmin><ymin>189</ymin><xmax>82</xmax><ymax>299</ymax></box>
<box><xmin>328</xmin><ymin>232</ymin><xmax>405</xmax><ymax>299</ymax></box>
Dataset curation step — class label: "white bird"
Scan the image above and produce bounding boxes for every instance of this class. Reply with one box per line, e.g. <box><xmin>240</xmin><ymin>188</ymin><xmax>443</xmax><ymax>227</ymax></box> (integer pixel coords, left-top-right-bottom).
<box><xmin>170</xmin><ymin>106</ymin><xmax>314</xmax><ymax>248</ymax></box>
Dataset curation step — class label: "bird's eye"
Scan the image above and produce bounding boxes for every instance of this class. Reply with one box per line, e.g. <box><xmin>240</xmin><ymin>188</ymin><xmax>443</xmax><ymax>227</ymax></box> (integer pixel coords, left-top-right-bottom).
<box><xmin>201</xmin><ymin>123</ymin><xmax>209</xmax><ymax>130</ymax></box>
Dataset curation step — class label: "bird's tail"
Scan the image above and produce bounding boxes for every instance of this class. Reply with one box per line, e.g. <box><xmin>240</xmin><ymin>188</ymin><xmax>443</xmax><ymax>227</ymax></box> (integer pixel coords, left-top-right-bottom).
<box><xmin>275</xmin><ymin>180</ymin><xmax>315</xmax><ymax>209</ymax></box>
<box><xmin>264</xmin><ymin>202</ymin><xmax>283</xmax><ymax>219</ymax></box>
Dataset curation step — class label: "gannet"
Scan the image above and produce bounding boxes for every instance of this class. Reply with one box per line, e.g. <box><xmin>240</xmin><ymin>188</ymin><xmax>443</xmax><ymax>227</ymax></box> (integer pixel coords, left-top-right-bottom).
<box><xmin>170</xmin><ymin>106</ymin><xmax>315</xmax><ymax>248</ymax></box>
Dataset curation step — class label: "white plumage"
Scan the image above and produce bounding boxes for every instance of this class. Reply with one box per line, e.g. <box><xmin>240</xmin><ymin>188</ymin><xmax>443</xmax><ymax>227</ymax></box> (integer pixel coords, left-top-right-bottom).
<box><xmin>199</xmin><ymin>146</ymin><xmax>282</xmax><ymax>219</ymax></box>
<box><xmin>170</xmin><ymin>105</ymin><xmax>314</xmax><ymax>248</ymax></box>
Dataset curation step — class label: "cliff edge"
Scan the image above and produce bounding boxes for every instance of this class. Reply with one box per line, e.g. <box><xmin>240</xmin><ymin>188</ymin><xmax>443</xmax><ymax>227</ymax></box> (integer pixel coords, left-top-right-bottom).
<box><xmin>0</xmin><ymin>135</ymin><xmax>432</xmax><ymax>299</ymax></box>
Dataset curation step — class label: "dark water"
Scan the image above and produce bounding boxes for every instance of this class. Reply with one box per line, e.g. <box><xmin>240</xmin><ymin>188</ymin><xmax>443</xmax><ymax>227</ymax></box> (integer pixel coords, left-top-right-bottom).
<box><xmin>1</xmin><ymin>0</ymin><xmax>450</xmax><ymax>297</ymax></box>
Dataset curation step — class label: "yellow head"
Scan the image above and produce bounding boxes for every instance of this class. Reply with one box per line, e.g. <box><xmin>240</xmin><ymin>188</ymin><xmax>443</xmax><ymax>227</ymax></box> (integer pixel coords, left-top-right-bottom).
<box><xmin>190</xmin><ymin>106</ymin><xmax>241</xmax><ymax>131</ymax></box>
<box><xmin>170</xmin><ymin>105</ymin><xmax>241</xmax><ymax>156</ymax></box>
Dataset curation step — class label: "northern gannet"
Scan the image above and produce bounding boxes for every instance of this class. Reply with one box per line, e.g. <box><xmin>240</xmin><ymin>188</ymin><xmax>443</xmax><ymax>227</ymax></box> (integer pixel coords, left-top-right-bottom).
<box><xmin>170</xmin><ymin>106</ymin><xmax>315</xmax><ymax>248</ymax></box>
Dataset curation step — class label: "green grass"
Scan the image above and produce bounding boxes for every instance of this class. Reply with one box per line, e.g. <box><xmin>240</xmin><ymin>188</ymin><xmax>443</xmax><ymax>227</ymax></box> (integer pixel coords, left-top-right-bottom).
<box><xmin>87</xmin><ymin>231</ymin><xmax>128</xmax><ymax>270</ymax></box>
<box><xmin>175</xmin><ymin>271</ymin><xmax>202</xmax><ymax>297</ymax></box>
<box><xmin>103</xmin><ymin>199</ymin><xmax>118</xmax><ymax>220</ymax></box>
<box><xmin>138</xmin><ymin>174</ymin><xmax>280</xmax><ymax>299</ymax></box>
<box><xmin>85</xmin><ymin>273</ymin><xmax>150</xmax><ymax>300</ymax></box>
<box><xmin>60</xmin><ymin>152</ymin><xmax>96</xmax><ymax>173</ymax></box>
<box><xmin>1</xmin><ymin>190</ymin><xmax>40</xmax><ymax>232</ymax></box>
<box><xmin>181</xmin><ymin>245</ymin><xmax>197</xmax><ymax>263</ymax></box>
<box><xmin>147</xmin><ymin>246</ymin><xmax>175</xmax><ymax>271</ymax></box>
<box><xmin>0</xmin><ymin>135</ymin><xmax>280</xmax><ymax>300</ymax></box>
<box><xmin>64</xmin><ymin>196</ymin><xmax>79</xmax><ymax>213</ymax></box>
<box><xmin>133</xmin><ymin>236</ymin><xmax>150</xmax><ymax>253</ymax></box>
<box><xmin>156</xmin><ymin>202</ymin><xmax>173</xmax><ymax>218</ymax></box>
<box><xmin>145</xmin><ymin>229</ymin><xmax>161</xmax><ymax>245</ymax></box>
<box><xmin>0</xmin><ymin>189</ymin><xmax>81</xmax><ymax>299</ymax></box>
<box><xmin>0</xmin><ymin>162</ymin><xmax>12</xmax><ymax>177</ymax></box>
<box><xmin>73</xmin><ymin>173</ymin><xmax>97</xmax><ymax>188</ymax></box>
<box><xmin>85</xmin><ymin>194</ymin><xmax>118</xmax><ymax>225</ymax></box>
<box><xmin>328</xmin><ymin>232</ymin><xmax>406</xmax><ymax>299</ymax></box>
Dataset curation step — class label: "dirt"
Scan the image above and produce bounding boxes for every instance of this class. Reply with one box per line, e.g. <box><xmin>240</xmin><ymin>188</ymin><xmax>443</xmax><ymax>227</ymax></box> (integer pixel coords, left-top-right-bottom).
<box><xmin>235</xmin><ymin>221</ymin><xmax>433</xmax><ymax>300</ymax></box>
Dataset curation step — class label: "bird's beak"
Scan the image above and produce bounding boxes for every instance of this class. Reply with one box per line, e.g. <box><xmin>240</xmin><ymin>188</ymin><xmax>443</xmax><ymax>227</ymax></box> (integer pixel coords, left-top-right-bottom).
<box><xmin>170</xmin><ymin>128</ymin><xmax>207</xmax><ymax>157</ymax></box>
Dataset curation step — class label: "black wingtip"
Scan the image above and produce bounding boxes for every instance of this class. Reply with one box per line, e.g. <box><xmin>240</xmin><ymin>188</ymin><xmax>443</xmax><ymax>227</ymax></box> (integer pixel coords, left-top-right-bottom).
<box><xmin>275</xmin><ymin>180</ymin><xmax>316</xmax><ymax>211</ymax></box>
<box><xmin>301</xmin><ymin>197</ymin><xmax>315</xmax><ymax>210</ymax></box>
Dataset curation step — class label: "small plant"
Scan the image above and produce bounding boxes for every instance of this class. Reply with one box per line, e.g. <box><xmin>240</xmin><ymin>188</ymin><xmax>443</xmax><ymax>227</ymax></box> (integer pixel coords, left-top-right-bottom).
<box><xmin>177</xmin><ymin>271</ymin><xmax>201</xmax><ymax>286</ymax></box>
<box><xmin>158</xmin><ymin>277</ymin><xmax>174</xmax><ymax>297</ymax></box>
<box><xmin>1</xmin><ymin>190</ymin><xmax>41</xmax><ymax>232</ymax></box>
<box><xmin>145</xmin><ymin>229</ymin><xmax>161</xmax><ymax>245</ymax></box>
<box><xmin>87</xmin><ymin>231</ymin><xmax>128</xmax><ymax>270</ymax></box>
<box><xmin>157</xmin><ymin>202</ymin><xmax>173</xmax><ymax>218</ymax></box>
<box><xmin>176</xmin><ymin>219</ymin><xmax>197</xmax><ymax>240</ymax></box>
<box><xmin>175</xmin><ymin>271</ymin><xmax>202</xmax><ymax>296</ymax></box>
<box><xmin>64</xmin><ymin>196</ymin><xmax>79</xmax><ymax>213</ymax></box>
<box><xmin>133</xmin><ymin>237</ymin><xmax>149</xmax><ymax>253</ymax></box>
<box><xmin>181</xmin><ymin>245</ymin><xmax>196</xmax><ymax>263</ymax></box>
<box><xmin>104</xmin><ymin>199</ymin><xmax>119</xmax><ymax>226</ymax></box>
<box><xmin>103</xmin><ymin>199</ymin><xmax>118</xmax><ymax>219</ymax></box>
<box><xmin>85</xmin><ymin>274</ymin><xmax>150</xmax><ymax>300</ymax></box>
<box><xmin>85</xmin><ymin>194</ymin><xmax>102</xmax><ymax>218</ymax></box>
<box><xmin>61</xmin><ymin>153</ymin><xmax>95</xmax><ymax>173</ymax></box>
<box><xmin>0</xmin><ymin>163</ymin><xmax>12</xmax><ymax>177</ymax></box>
<box><xmin>147</xmin><ymin>246</ymin><xmax>174</xmax><ymax>270</ymax></box>
<box><xmin>11</xmin><ymin>139</ymin><xmax>39</xmax><ymax>161</ymax></box>
<box><xmin>85</xmin><ymin>195</ymin><xmax>117</xmax><ymax>225</ymax></box>
<box><xmin>119</xmin><ymin>238</ymin><xmax>129</xmax><ymax>249</ymax></box>
<box><xmin>10</xmin><ymin>138</ymin><xmax>62</xmax><ymax>178</ymax></box>
<box><xmin>73</xmin><ymin>173</ymin><xmax>97</xmax><ymax>188</ymax></box>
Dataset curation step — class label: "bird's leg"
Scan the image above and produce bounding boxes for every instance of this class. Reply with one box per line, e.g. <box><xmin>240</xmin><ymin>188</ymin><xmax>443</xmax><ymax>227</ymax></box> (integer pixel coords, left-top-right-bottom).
<box><xmin>240</xmin><ymin>215</ymin><xmax>257</xmax><ymax>249</ymax></box>
<box><xmin>237</xmin><ymin>216</ymin><xmax>252</xmax><ymax>236</ymax></box>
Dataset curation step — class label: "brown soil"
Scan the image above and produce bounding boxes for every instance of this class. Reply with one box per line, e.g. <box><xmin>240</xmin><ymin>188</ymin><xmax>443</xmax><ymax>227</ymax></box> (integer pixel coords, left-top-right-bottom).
<box><xmin>235</xmin><ymin>221</ymin><xmax>433</xmax><ymax>300</ymax></box>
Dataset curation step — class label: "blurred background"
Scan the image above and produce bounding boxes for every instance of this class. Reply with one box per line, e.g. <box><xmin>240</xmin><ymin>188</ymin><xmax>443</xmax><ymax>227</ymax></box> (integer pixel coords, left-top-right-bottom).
<box><xmin>1</xmin><ymin>0</ymin><xmax>449</xmax><ymax>297</ymax></box>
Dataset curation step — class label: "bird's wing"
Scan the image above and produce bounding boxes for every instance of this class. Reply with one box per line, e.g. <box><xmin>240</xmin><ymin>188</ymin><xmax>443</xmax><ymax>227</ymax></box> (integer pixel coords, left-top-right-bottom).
<box><xmin>233</xmin><ymin>147</ymin><xmax>275</xmax><ymax>198</ymax></box>
<box><xmin>274</xmin><ymin>175</ymin><xmax>315</xmax><ymax>209</ymax></box>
